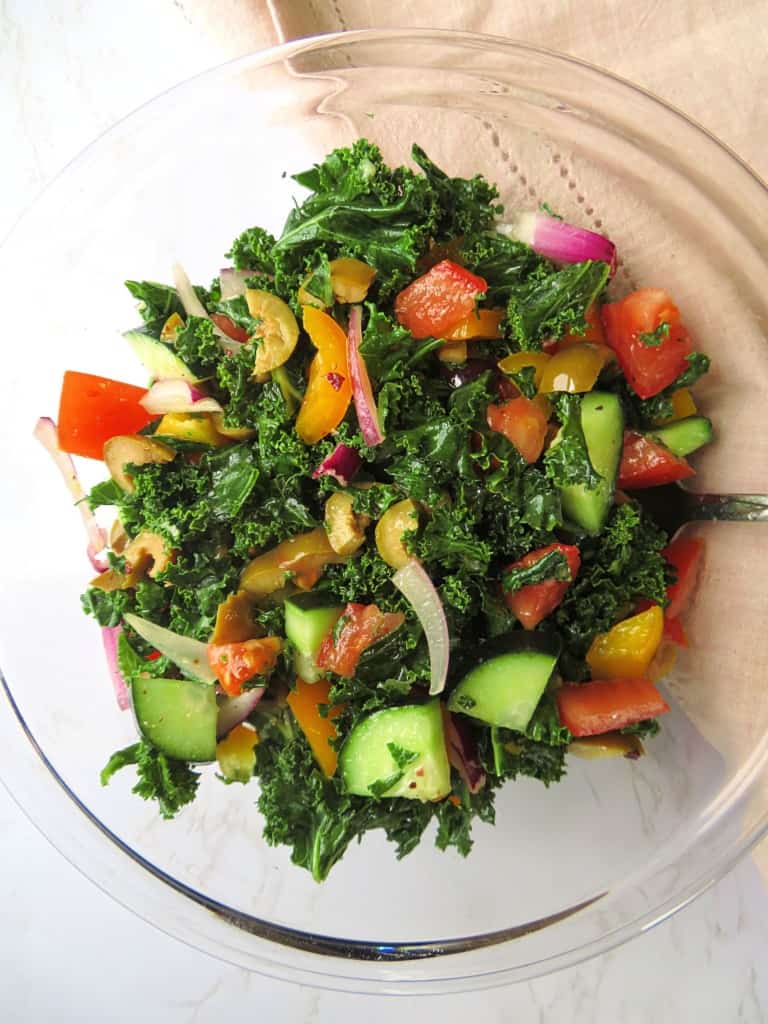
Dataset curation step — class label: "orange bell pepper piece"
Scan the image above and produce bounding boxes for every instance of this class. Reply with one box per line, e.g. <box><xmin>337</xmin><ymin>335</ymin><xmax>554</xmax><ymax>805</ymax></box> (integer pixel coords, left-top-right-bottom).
<box><xmin>295</xmin><ymin>307</ymin><xmax>352</xmax><ymax>444</ymax></box>
<box><xmin>586</xmin><ymin>605</ymin><xmax>664</xmax><ymax>679</ymax></box>
<box><xmin>287</xmin><ymin>676</ymin><xmax>343</xmax><ymax>777</ymax></box>
<box><xmin>497</xmin><ymin>351</ymin><xmax>552</xmax><ymax>390</ymax></box>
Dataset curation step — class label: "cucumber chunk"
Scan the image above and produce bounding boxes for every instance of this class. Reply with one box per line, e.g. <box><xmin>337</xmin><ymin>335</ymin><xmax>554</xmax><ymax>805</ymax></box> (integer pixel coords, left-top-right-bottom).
<box><xmin>131</xmin><ymin>676</ymin><xmax>217</xmax><ymax>762</ymax></box>
<box><xmin>284</xmin><ymin>593</ymin><xmax>343</xmax><ymax>683</ymax></box>
<box><xmin>648</xmin><ymin>415</ymin><xmax>713</xmax><ymax>457</ymax></box>
<box><xmin>123</xmin><ymin>326</ymin><xmax>197</xmax><ymax>382</ymax></box>
<box><xmin>448</xmin><ymin>631</ymin><xmax>561</xmax><ymax>732</ymax></box>
<box><xmin>340</xmin><ymin>701</ymin><xmax>451</xmax><ymax>801</ymax></box>
<box><xmin>559</xmin><ymin>391</ymin><xmax>624</xmax><ymax>535</ymax></box>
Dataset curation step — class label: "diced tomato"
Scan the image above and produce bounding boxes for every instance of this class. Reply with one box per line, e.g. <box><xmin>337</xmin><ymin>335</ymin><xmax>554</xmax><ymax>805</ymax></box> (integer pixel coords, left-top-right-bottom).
<box><xmin>486</xmin><ymin>396</ymin><xmax>549</xmax><ymax>463</ymax></box>
<box><xmin>556</xmin><ymin>678</ymin><xmax>670</xmax><ymax>737</ymax></box>
<box><xmin>57</xmin><ymin>370</ymin><xmax>156</xmax><ymax>460</ymax></box>
<box><xmin>663</xmin><ymin>536</ymin><xmax>705</xmax><ymax>619</ymax></box>
<box><xmin>618</xmin><ymin>430</ymin><xmax>695</xmax><ymax>489</ymax></box>
<box><xmin>210</xmin><ymin>313</ymin><xmax>249</xmax><ymax>344</ymax></box>
<box><xmin>602</xmin><ymin>288</ymin><xmax>693</xmax><ymax>399</ymax></box>
<box><xmin>504</xmin><ymin>543</ymin><xmax>581</xmax><ymax>629</ymax></box>
<box><xmin>316</xmin><ymin>603</ymin><xmax>405</xmax><ymax>678</ymax></box>
<box><xmin>394</xmin><ymin>260</ymin><xmax>487</xmax><ymax>339</ymax></box>
<box><xmin>207</xmin><ymin>637</ymin><xmax>282</xmax><ymax>697</ymax></box>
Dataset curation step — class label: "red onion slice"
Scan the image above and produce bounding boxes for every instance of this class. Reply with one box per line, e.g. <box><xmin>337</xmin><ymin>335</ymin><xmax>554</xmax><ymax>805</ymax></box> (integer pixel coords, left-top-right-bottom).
<box><xmin>392</xmin><ymin>558</ymin><xmax>449</xmax><ymax>696</ymax></box>
<box><xmin>140</xmin><ymin>379</ymin><xmax>223</xmax><ymax>415</ymax></box>
<box><xmin>347</xmin><ymin>305</ymin><xmax>384</xmax><ymax>447</ymax></box>
<box><xmin>499</xmin><ymin>212</ymin><xmax>616</xmax><ymax>274</ymax></box>
<box><xmin>216</xmin><ymin>688</ymin><xmax>266</xmax><ymax>740</ymax></box>
<box><xmin>124</xmin><ymin>612</ymin><xmax>217</xmax><ymax>684</ymax></box>
<box><xmin>172</xmin><ymin>262</ymin><xmax>243</xmax><ymax>354</ymax></box>
<box><xmin>443</xmin><ymin>709</ymin><xmax>486</xmax><ymax>794</ymax></box>
<box><xmin>33</xmin><ymin>416</ymin><xmax>108</xmax><ymax>571</ymax></box>
<box><xmin>312</xmin><ymin>443</ymin><xmax>362</xmax><ymax>486</ymax></box>
<box><xmin>101</xmin><ymin>625</ymin><xmax>131</xmax><ymax>710</ymax></box>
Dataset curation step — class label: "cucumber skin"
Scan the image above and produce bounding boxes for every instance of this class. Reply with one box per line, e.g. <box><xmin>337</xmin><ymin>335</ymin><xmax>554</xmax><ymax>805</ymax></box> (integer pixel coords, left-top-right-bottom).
<box><xmin>284</xmin><ymin>596</ymin><xmax>343</xmax><ymax>683</ymax></box>
<box><xmin>648</xmin><ymin>416</ymin><xmax>713</xmax><ymax>457</ymax></box>
<box><xmin>339</xmin><ymin>702</ymin><xmax>451</xmax><ymax>801</ymax></box>
<box><xmin>131</xmin><ymin>676</ymin><xmax>217</xmax><ymax>762</ymax></box>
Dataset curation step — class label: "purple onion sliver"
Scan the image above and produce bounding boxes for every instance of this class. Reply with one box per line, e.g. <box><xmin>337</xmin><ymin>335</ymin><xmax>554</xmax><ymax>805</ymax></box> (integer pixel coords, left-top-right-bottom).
<box><xmin>444</xmin><ymin>711</ymin><xmax>486</xmax><ymax>794</ymax></box>
<box><xmin>312</xmin><ymin>444</ymin><xmax>363</xmax><ymax>487</ymax></box>
<box><xmin>500</xmin><ymin>212</ymin><xmax>616</xmax><ymax>275</ymax></box>
<box><xmin>101</xmin><ymin>626</ymin><xmax>131</xmax><ymax>711</ymax></box>
<box><xmin>216</xmin><ymin>687</ymin><xmax>266</xmax><ymax>740</ymax></box>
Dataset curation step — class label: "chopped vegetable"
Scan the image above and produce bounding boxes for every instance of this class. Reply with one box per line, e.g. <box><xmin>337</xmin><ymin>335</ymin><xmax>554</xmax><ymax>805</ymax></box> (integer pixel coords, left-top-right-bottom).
<box><xmin>286</xmin><ymin>676</ymin><xmax>343</xmax><ymax>778</ymax></box>
<box><xmin>207</xmin><ymin>637</ymin><xmax>282</xmax><ymax>697</ymax></box>
<box><xmin>618</xmin><ymin>430</ymin><xmax>695</xmax><ymax>489</ymax></box>
<box><xmin>556</xmin><ymin>678</ymin><xmax>670</xmax><ymax>737</ymax></box>
<box><xmin>586</xmin><ymin>605</ymin><xmax>664</xmax><ymax>679</ymax></box>
<box><xmin>295</xmin><ymin>307</ymin><xmax>352</xmax><ymax>444</ymax></box>
<box><xmin>394</xmin><ymin>260</ymin><xmax>487</xmax><ymax>339</ymax></box>
<box><xmin>347</xmin><ymin>304</ymin><xmax>384</xmax><ymax>446</ymax></box>
<box><xmin>57</xmin><ymin>371</ymin><xmax>156</xmax><ymax>460</ymax></box>
<box><xmin>316</xmin><ymin>603</ymin><xmax>405</xmax><ymax>678</ymax></box>
<box><xmin>500</xmin><ymin>212</ymin><xmax>616</xmax><ymax>272</ymax></box>
<box><xmin>392</xmin><ymin>559</ymin><xmax>449</xmax><ymax>696</ymax></box>
<box><xmin>503</xmin><ymin>543</ymin><xmax>581</xmax><ymax>630</ymax></box>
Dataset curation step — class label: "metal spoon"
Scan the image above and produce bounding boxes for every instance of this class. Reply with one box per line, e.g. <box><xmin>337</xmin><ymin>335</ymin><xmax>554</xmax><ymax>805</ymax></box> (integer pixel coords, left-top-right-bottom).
<box><xmin>634</xmin><ymin>486</ymin><xmax>768</xmax><ymax>537</ymax></box>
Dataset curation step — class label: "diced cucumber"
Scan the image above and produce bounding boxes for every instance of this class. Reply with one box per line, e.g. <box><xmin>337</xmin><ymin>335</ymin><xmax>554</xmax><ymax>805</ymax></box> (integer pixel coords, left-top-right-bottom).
<box><xmin>648</xmin><ymin>416</ymin><xmax>713</xmax><ymax>457</ymax></box>
<box><xmin>131</xmin><ymin>676</ymin><xmax>217</xmax><ymax>762</ymax></box>
<box><xmin>123</xmin><ymin>325</ymin><xmax>197</xmax><ymax>382</ymax></box>
<box><xmin>559</xmin><ymin>391</ymin><xmax>624</xmax><ymax>535</ymax></box>
<box><xmin>339</xmin><ymin>701</ymin><xmax>451</xmax><ymax>801</ymax></box>
<box><xmin>124</xmin><ymin>613</ymin><xmax>217</xmax><ymax>684</ymax></box>
<box><xmin>447</xmin><ymin>631</ymin><xmax>561</xmax><ymax>732</ymax></box>
<box><xmin>284</xmin><ymin>593</ymin><xmax>343</xmax><ymax>683</ymax></box>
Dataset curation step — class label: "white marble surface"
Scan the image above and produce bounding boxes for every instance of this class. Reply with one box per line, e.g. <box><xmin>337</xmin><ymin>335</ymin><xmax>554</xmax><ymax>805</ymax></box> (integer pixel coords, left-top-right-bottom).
<box><xmin>2</xmin><ymin>2</ymin><xmax>767</xmax><ymax>1020</ymax></box>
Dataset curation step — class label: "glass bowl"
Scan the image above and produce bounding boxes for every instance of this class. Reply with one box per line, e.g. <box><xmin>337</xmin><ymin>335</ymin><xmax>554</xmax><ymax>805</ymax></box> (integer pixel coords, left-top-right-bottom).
<box><xmin>1</xmin><ymin>29</ymin><xmax>767</xmax><ymax>995</ymax></box>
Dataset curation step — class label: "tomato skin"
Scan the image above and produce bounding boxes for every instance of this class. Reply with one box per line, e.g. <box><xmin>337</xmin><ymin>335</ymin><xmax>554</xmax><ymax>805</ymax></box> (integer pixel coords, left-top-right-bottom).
<box><xmin>316</xmin><ymin>603</ymin><xmax>405</xmax><ymax>678</ymax></box>
<box><xmin>210</xmin><ymin>313</ymin><xmax>249</xmax><ymax>344</ymax></box>
<box><xmin>618</xmin><ymin>430</ymin><xmax>695</xmax><ymax>488</ymax></box>
<box><xmin>556</xmin><ymin>678</ymin><xmax>670</xmax><ymax>737</ymax></box>
<box><xmin>504</xmin><ymin>544</ymin><xmax>581</xmax><ymax>629</ymax></box>
<box><xmin>663</xmin><ymin>536</ymin><xmax>705</xmax><ymax>618</ymax></box>
<box><xmin>663</xmin><ymin>616</ymin><xmax>688</xmax><ymax>646</ymax></box>
<box><xmin>394</xmin><ymin>260</ymin><xmax>487</xmax><ymax>339</ymax></box>
<box><xmin>486</xmin><ymin>396</ymin><xmax>549</xmax><ymax>463</ymax></box>
<box><xmin>207</xmin><ymin>637</ymin><xmax>282</xmax><ymax>697</ymax></box>
<box><xmin>57</xmin><ymin>370</ymin><xmax>156</xmax><ymax>460</ymax></box>
<box><xmin>602</xmin><ymin>288</ymin><xmax>693</xmax><ymax>399</ymax></box>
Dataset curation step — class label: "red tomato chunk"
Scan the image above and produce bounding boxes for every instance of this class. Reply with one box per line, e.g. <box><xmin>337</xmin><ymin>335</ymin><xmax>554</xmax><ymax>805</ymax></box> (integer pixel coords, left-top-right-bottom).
<box><xmin>394</xmin><ymin>260</ymin><xmax>487</xmax><ymax>339</ymax></box>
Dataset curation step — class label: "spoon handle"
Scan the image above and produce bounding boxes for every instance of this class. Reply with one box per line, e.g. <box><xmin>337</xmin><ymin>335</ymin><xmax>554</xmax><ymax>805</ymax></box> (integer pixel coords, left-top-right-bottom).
<box><xmin>684</xmin><ymin>493</ymin><xmax>768</xmax><ymax>522</ymax></box>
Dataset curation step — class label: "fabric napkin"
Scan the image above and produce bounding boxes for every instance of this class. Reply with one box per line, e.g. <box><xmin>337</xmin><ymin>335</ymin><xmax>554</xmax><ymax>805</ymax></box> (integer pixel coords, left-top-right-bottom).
<box><xmin>257</xmin><ymin>0</ymin><xmax>768</xmax><ymax>880</ymax></box>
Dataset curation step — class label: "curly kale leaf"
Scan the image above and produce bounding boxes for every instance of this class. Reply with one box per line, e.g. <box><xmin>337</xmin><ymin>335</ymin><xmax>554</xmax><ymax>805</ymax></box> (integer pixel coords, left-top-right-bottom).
<box><xmin>458</xmin><ymin>232</ymin><xmax>549</xmax><ymax>305</ymax></box>
<box><xmin>411</xmin><ymin>143</ymin><xmax>502</xmax><ymax>240</ymax></box>
<box><xmin>544</xmin><ymin>393</ymin><xmax>602</xmax><ymax>491</ymax></box>
<box><xmin>275</xmin><ymin>140</ymin><xmax>439</xmax><ymax>297</ymax></box>
<box><xmin>554</xmin><ymin>503</ymin><xmax>669</xmax><ymax>677</ymax></box>
<box><xmin>100</xmin><ymin>741</ymin><xmax>200</xmax><ymax>820</ymax></box>
<box><xmin>505</xmin><ymin>260</ymin><xmax>610</xmax><ymax>350</ymax></box>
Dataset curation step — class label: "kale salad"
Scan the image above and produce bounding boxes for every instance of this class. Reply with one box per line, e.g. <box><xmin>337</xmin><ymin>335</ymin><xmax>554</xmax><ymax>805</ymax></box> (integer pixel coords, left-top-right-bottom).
<box><xmin>37</xmin><ymin>140</ymin><xmax>712</xmax><ymax>881</ymax></box>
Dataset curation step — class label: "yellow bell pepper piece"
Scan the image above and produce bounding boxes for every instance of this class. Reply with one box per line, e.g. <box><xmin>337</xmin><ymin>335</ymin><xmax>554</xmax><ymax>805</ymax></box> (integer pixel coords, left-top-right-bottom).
<box><xmin>287</xmin><ymin>677</ymin><xmax>342</xmax><ymax>777</ymax></box>
<box><xmin>216</xmin><ymin>723</ymin><xmax>259</xmax><ymax>784</ymax></box>
<box><xmin>586</xmin><ymin>605</ymin><xmax>664</xmax><ymax>679</ymax></box>
<box><xmin>538</xmin><ymin>344</ymin><xmax>613</xmax><ymax>394</ymax></box>
<box><xmin>156</xmin><ymin>412</ymin><xmax>228</xmax><ymax>447</ymax></box>
<box><xmin>330</xmin><ymin>258</ymin><xmax>377</xmax><ymax>303</ymax></box>
<box><xmin>445</xmin><ymin>308</ymin><xmax>505</xmax><ymax>341</ymax></box>
<box><xmin>497</xmin><ymin>351</ymin><xmax>551</xmax><ymax>389</ymax></box>
<box><xmin>295</xmin><ymin>307</ymin><xmax>353</xmax><ymax>444</ymax></box>
<box><xmin>653</xmin><ymin>388</ymin><xmax>698</xmax><ymax>425</ymax></box>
